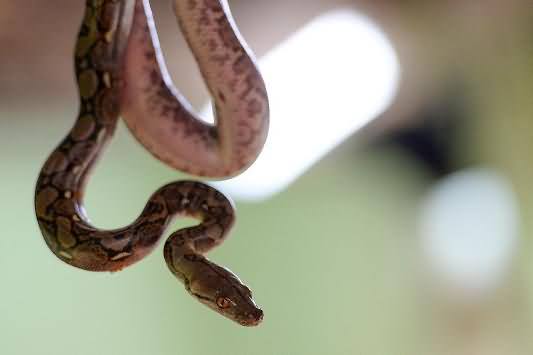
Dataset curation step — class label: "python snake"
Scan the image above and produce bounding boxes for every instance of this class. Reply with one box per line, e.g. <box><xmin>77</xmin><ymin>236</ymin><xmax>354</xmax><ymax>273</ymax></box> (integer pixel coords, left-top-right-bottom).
<box><xmin>121</xmin><ymin>0</ymin><xmax>269</xmax><ymax>177</ymax></box>
<box><xmin>34</xmin><ymin>0</ymin><xmax>264</xmax><ymax>326</ymax></box>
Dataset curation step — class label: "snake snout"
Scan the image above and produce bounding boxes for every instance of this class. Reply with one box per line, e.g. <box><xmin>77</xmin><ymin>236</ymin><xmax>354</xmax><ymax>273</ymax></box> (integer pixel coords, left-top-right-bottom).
<box><xmin>240</xmin><ymin>308</ymin><xmax>264</xmax><ymax>327</ymax></box>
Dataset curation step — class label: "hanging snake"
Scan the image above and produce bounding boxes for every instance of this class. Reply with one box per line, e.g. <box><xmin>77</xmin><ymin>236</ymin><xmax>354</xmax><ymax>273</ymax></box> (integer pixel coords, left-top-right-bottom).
<box><xmin>121</xmin><ymin>0</ymin><xmax>269</xmax><ymax>177</ymax></box>
<box><xmin>34</xmin><ymin>0</ymin><xmax>267</xmax><ymax>326</ymax></box>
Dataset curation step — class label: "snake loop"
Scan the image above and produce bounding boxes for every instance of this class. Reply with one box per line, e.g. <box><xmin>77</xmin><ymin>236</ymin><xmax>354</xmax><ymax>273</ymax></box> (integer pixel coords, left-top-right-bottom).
<box><xmin>34</xmin><ymin>0</ymin><xmax>263</xmax><ymax>326</ymax></box>
<box><xmin>121</xmin><ymin>0</ymin><xmax>269</xmax><ymax>178</ymax></box>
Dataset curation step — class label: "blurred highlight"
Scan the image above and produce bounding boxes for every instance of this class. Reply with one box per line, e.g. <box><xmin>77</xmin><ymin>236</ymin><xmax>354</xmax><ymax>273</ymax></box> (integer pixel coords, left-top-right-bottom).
<box><xmin>419</xmin><ymin>168</ymin><xmax>520</xmax><ymax>298</ymax></box>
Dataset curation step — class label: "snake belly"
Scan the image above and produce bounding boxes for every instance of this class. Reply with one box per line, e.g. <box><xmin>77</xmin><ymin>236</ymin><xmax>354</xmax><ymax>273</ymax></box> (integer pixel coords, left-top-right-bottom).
<box><xmin>34</xmin><ymin>0</ymin><xmax>263</xmax><ymax>327</ymax></box>
<box><xmin>120</xmin><ymin>0</ymin><xmax>269</xmax><ymax>178</ymax></box>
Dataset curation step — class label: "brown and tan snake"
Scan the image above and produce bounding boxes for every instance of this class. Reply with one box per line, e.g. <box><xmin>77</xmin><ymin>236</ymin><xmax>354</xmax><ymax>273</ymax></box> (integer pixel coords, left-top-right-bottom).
<box><xmin>34</xmin><ymin>0</ymin><xmax>265</xmax><ymax>326</ymax></box>
<box><xmin>121</xmin><ymin>0</ymin><xmax>269</xmax><ymax>178</ymax></box>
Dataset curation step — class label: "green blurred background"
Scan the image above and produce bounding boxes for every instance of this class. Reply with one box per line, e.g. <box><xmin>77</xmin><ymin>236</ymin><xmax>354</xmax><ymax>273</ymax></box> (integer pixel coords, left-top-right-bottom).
<box><xmin>2</xmin><ymin>1</ymin><xmax>533</xmax><ymax>354</ymax></box>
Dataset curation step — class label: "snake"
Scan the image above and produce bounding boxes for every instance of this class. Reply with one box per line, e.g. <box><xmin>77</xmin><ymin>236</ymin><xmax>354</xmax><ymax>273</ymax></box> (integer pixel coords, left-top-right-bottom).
<box><xmin>34</xmin><ymin>0</ymin><xmax>263</xmax><ymax>327</ymax></box>
<box><xmin>120</xmin><ymin>0</ymin><xmax>269</xmax><ymax>178</ymax></box>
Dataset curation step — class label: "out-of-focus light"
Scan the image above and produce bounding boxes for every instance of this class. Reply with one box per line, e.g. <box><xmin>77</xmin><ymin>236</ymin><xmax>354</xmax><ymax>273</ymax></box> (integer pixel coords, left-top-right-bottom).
<box><xmin>419</xmin><ymin>169</ymin><xmax>520</xmax><ymax>297</ymax></box>
<box><xmin>205</xmin><ymin>9</ymin><xmax>400</xmax><ymax>201</ymax></box>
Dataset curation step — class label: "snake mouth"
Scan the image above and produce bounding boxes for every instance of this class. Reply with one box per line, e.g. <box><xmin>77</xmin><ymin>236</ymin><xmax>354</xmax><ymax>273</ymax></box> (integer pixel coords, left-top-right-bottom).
<box><xmin>238</xmin><ymin>308</ymin><xmax>264</xmax><ymax>327</ymax></box>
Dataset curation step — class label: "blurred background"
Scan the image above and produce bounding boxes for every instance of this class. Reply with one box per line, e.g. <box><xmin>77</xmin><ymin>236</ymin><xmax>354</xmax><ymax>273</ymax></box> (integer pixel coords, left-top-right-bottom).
<box><xmin>2</xmin><ymin>0</ymin><xmax>533</xmax><ymax>354</ymax></box>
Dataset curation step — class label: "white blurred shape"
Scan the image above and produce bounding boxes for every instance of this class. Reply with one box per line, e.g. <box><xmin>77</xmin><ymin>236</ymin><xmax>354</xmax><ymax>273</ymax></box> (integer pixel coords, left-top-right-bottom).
<box><xmin>204</xmin><ymin>9</ymin><xmax>400</xmax><ymax>201</ymax></box>
<box><xmin>419</xmin><ymin>169</ymin><xmax>520</xmax><ymax>296</ymax></box>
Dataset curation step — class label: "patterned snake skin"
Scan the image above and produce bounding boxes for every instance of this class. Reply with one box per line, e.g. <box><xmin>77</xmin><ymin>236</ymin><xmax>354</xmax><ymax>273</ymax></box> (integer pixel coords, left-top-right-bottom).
<box><xmin>34</xmin><ymin>0</ymin><xmax>263</xmax><ymax>327</ymax></box>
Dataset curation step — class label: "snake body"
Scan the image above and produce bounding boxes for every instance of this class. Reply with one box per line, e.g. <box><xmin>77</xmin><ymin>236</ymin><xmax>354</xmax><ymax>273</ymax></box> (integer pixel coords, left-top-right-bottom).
<box><xmin>34</xmin><ymin>0</ymin><xmax>263</xmax><ymax>327</ymax></box>
<box><xmin>121</xmin><ymin>0</ymin><xmax>269</xmax><ymax>177</ymax></box>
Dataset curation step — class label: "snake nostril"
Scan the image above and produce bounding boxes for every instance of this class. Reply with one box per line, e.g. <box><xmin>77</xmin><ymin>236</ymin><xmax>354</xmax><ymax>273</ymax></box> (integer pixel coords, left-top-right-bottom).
<box><xmin>239</xmin><ymin>308</ymin><xmax>264</xmax><ymax>326</ymax></box>
<box><xmin>251</xmin><ymin>308</ymin><xmax>264</xmax><ymax>322</ymax></box>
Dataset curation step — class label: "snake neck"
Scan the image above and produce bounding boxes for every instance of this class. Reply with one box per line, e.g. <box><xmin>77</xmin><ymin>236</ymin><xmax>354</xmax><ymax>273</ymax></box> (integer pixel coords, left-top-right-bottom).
<box><xmin>35</xmin><ymin>0</ymin><xmax>133</xmax><ymax>224</ymax></box>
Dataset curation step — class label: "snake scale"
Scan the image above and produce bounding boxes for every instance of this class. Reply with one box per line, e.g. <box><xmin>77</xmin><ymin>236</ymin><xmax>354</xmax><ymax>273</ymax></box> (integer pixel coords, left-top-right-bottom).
<box><xmin>34</xmin><ymin>0</ymin><xmax>266</xmax><ymax>326</ymax></box>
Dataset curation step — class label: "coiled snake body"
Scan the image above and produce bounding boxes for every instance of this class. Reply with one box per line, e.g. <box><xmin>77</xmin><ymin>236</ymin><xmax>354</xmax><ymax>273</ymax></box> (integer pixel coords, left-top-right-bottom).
<box><xmin>34</xmin><ymin>0</ymin><xmax>266</xmax><ymax>326</ymax></box>
<box><xmin>122</xmin><ymin>0</ymin><xmax>269</xmax><ymax>177</ymax></box>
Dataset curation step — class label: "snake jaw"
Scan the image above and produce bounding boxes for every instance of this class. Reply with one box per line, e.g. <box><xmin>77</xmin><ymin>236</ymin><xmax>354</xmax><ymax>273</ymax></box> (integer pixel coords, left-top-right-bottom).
<box><xmin>194</xmin><ymin>293</ymin><xmax>264</xmax><ymax>327</ymax></box>
<box><xmin>236</xmin><ymin>304</ymin><xmax>264</xmax><ymax>327</ymax></box>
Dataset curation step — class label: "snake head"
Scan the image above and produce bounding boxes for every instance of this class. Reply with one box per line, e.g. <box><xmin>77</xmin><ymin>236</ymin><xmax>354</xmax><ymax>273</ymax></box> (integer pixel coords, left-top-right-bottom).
<box><xmin>188</xmin><ymin>263</ymin><xmax>263</xmax><ymax>327</ymax></box>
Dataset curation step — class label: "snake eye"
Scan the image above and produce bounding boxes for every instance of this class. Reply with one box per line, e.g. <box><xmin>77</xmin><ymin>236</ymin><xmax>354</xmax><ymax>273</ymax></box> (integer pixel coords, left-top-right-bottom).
<box><xmin>216</xmin><ymin>297</ymin><xmax>232</xmax><ymax>309</ymax></box>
